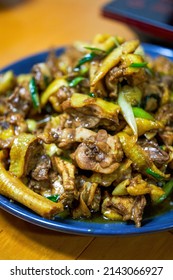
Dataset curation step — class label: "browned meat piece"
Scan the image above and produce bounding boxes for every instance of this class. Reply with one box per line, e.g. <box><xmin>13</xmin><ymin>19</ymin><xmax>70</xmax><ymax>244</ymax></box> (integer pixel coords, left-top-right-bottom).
<box><xmin>0</xmin><ymin>119</ymin><xmax>14</xmax><ymax>149</ymax></box>
<box><xmin>126</xmin><ymin>175</ymin><xmax>151</xmax><ymax>196</ymax></box>
<box><xmin>79</xmin><ymin>182</ymin><xmax>101</xmax><ymax>212</ymax></box>
<box><xmin>153</xmin><ymin>56</ymin><xmax>173</xmax><ymax>75</ymax></box>
<box><xmin>49</xmin><ymin>171</ymin><xmax>64</xmax><ymax>196</ymax></box>
<box><xmin>31</xmin><ymin>155</ymin><xmax>51</xmax><ymax>181</ymax></box>
<box><xmin>49</xmin><ymin>86</ymin><xmax>73</xmax><ymax>112</ymax></box>
<box><xmin>106</xmin><ymin>66</ymin><xmax>123</xmax><ymax>83</ymax></box>
<box><xmin>105</xmin><ymin>63</ymin><xmax>147</xmax><ymax>89</ymax></box>
<box><xmin>131</xmin><ymin>196</ymin><xmax>147</xmax><ymax>227</ymax></box>
<box><xmin>102</xmin><ymin>195</ymin><xmax>146</xmax><ymax>227</ymax></box>
<box><xmin>156</xmin><ymin>103</ymin><xmax>173</xmax><ymax>125</ymax></box>
<box><xmin>40</xmin><ymin>126</ymin><xmax>96</xmax><ymax>149</ymax></box>
<box><xmin>52</xmin><ymin>111</ymin><xmax>100</xmax><ymax>130</ymax></box>
<box><xmin>62</xmin><ymin>96</ymin><xmax>120</xmax><ymax>127</ymax></box>
<box><xmin>155</xmin><ymin>103</ymin><xmax>173</xmax><ymax>145</ymax></box>
<box><xmin>159</xmin><ymin>127</ymin><xmax>173</xmax><ymax>146</ymax></box>
<box><xmin>56</xmin><ymin>127</ymin><xmax>91</xmax><ymax>149</ymax></box>
<box><xmin>65</xmin><ymin>110</ymin><xmax>121</xmax><ymax>131</ymax></box>
<box><xmin>0</xmin><ymin>114</ymin><xmax>28</xmax><ymax>149</ymax></box>
<box><xmin>90</xmin><ymin>159</ymin><xmax>132</xmax><ymax>187</ymax></box>
<box><xmin>126</xmin><ymin>69</ymin><xmax>148</xmax><ymax>87</ymax></box>
<box><xmin>161</xmin><ymin>75</ymin><xmax>173</xmax><ymax>90</ymax></box>
<box><xmin>7</xmin><ymin>83</ymin><xmax>32</xmax><ymax>117</ymax></box>
<box><xmin>61</xmin><ymin>93</ymin><xmax>120</xmax><ymax>131</ymax></box>
<box><xmin>51</xmin><ymin>156</ymin><xmax>78</xmax><ymax>206</ymax></box>
<box><xmin>23</xmin><ymin>140</ymin><xmax>44</xmax><ymax>177</ymax></box>
<box><xmin>38</xmin><ymin>114</ymin><xmax>69</xmax><ymax>144</ymax></box>
<box><xmin>69</xmin><ymin>112</ymin><xmax>100</xmax><ymax>129</ymax></box>
<box><xmin>0</xmin><ymin>149</ymin><xmax>9</xmax><ymax>169</ymax></box>
<box><xmin>28</xmin><ymin>178</ymin><xmax>51</xmax><ymax>195</ymax></box>
<box><xmin>73</xmin><ymin>182</ymin><xmax>101</xmax><ymax>219</ymax></box>
<box><xmin>72</xmin><ymin>129</ymin><xmax>123</xmax><ymax>174</ymax></box>
<box><xmin>0</xmin><ymin>95</ymin><xmax>8</xmax><ymax>115</ymax></box>
<box><xmin>54</xmin><ymin>86</ymin><xmax>72</xmax><ymax>104</ymax></box>
<box><xmin>46</xmin><ymin>46</ymin><xmax>83</xmax><ymax>77</ymax></box>
<box><xmin>32</xmin><ymin>63</ymin><xmax>52</xmax><ymax>91</ymax></box>
<box><xmin>140</xmin><ymin>140</ymin><xmax>170</xmax><ymax>166</ymax></box>
<box><xmin>42</xmin><ymin>107</ymin><xmax>118</xmax><ymax>136</ymax></box>
<box><xmin>29</xmin><ymin>169</ymin><xmax>63</xmax><ymax>198</ymax></box>
<box><xmin>57</xmin><ymin>46</ymin><xmax>84</xmax><ymax>71</ymax></box>
<box><xmin>142</xmin><ymin>81</ymin><xmax>162</xmax><ymax>112</ymax></box>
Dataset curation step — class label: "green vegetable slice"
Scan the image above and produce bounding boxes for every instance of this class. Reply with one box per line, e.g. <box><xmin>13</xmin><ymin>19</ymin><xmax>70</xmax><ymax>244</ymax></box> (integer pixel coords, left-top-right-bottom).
<box><xmin>132</xmin><ymin>107</ymin><xmax>155</xmax><ymax>121</ymax></box>
<box><xmin>145</xmin><ymin>168</ymin><xmax>164</xmax><ymax>180</ymax></box>
<box><xmin>75</xmin><ymin>52</ymin><xmax>96</xmax><ymax>68</ymax></box>
<box><xmin>130</xmin><ymin>62</ymin><xmax>148</xmax><ymax>68</ymax></box>
<box><xmin>154</xmin><ymin>180</ymin><xmax>173</xmax><ymax>204</ymax></box>
<box><xmin>47</xmin><ymin>194</ymin><xmax>60</xmax><ymax>202</ymax></box>
<box><xmin>29</xmin><ymin>77</ymin><xmax>40</xmax><ymax>110</ymax></box>
<box><xmin>88</xmin><ymin>92</ymin><xmax>96</xmax><ymax>98</ymax></box>
<box><xmin>84</xmin><ymin>46</ymin><xmax>106</xmax><ymax>55</ymax></box>
<box><xmin>69</xmin><ymin>77</ymin><xmax>85</xmax><ymax>87</ymax></box>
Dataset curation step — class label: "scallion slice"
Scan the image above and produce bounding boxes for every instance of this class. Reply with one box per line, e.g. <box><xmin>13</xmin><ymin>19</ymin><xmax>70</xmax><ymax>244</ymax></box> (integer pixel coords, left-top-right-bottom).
<box><xmin>47</xmin><ymin>194</ymin><xmax>60</xmax><ymax>202</ymax></box>
<box><xmin>29</xmin><ymin>77</ymin><xmax>40</xmax><ymax>111</ymax></box>
<box><xmin>118</xmin><ymin>89</ymin><xmax>138</xmax><ymax>136</ymax></box>
<box><xmin>69</xmin><ymin>77</ymin><xmax>85</xmax><ymax>87</ymax></box>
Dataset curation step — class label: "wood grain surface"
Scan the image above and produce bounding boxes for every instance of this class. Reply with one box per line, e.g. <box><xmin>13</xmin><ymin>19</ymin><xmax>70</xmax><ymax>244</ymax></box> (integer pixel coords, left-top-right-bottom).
<box><xmin>0</xmin><ymin>0</ymin><xmax>173</xmax><ymax>260</ymax></box>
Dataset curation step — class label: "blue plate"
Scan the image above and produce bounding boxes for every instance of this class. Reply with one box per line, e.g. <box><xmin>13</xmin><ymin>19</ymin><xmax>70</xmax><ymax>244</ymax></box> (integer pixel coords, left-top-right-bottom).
<box><xmin>0</xmin><ymin>44</ymin><xmax>173</xmax><ymax>236</ymax></box>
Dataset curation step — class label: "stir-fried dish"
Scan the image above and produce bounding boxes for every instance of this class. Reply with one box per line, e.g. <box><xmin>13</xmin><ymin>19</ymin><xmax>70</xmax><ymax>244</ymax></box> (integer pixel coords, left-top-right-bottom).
<box><xmin>0</xmin><ymin>34</ymin><xmax>173</xmax><ymax>227</ymax></box>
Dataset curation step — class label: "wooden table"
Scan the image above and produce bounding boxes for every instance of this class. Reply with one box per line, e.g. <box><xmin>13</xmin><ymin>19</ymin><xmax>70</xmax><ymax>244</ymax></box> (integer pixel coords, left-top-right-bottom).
<box><xmin>0</xmin><ymin>0</ymin><xmax>173</xmax><ymax>260</ymax></box>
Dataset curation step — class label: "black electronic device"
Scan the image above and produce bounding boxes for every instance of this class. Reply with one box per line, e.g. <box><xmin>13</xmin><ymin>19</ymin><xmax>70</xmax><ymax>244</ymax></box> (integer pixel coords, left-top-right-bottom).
<box><xmin>102</xmin><ymin>0</ymin><xmax>173</xmax><ymax>46</ymax></box>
